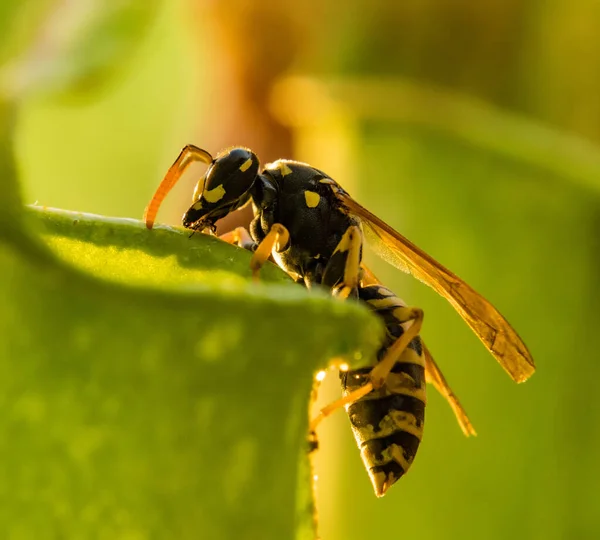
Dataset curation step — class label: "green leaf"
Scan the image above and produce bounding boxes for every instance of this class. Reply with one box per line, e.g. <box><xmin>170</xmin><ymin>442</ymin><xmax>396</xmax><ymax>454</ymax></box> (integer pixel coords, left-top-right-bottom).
<box><xmin>0</xmin><ymin>109</ymin><xmax>383</xmax><ymax>538</ymax></box>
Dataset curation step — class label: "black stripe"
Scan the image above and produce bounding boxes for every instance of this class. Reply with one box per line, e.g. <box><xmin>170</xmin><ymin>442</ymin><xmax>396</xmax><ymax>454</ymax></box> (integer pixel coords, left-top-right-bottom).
<box><xmin>381</xmin><ymin>319</ymin><xmax>404</xmax><ymax>343</ymax></box>
<box><xmin>347</xmin><ymin>393</ymin><xmax>425</xmax><ymax>431</ymax></box>
<box><xmin>390</xmin><ymin>362</ymin><xmax>425</xmax><ymax>388</ymax></box>
<box><xmin>409</xmin><ymin>335</ymin><xmax>423</xmax><ymax>356</ymax></box>
<box><xmin>362</xmin><ymin>430</ymin><xmax>421</xmax><ymax>464</ymax></box>
<box><xmin>377</xmin><ymin>334</ymin><xmax>422</xmax><ymax>359</ymax></box>
<box><xmin>358</xmin><ymin>285</ymin><xmax>394</xmax><ymax>302</ymax></box>
<box><xmin>378</xmin><ymin>315</ymin><xmax>423</xmax><ymax>353</ymax></box>
<box><xmin>342</xmin><ymin>359</ymin><xmax>424</xmax><ymax>390</ymax></box>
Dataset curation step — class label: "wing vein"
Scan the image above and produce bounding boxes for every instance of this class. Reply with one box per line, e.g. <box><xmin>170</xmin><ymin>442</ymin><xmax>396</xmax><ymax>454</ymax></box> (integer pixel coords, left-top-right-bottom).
<box><xmin>337</xmin><ymin>192</ymin><xmax>535</xmax><ymax>383</ymax></box>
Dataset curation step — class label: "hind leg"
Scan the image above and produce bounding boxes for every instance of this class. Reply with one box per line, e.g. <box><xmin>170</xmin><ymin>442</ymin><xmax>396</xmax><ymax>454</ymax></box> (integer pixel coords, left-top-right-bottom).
<box><xmin>309</xmin><ymin>306</ymin><xmax>423</xmax><ymax>432</ymax></box>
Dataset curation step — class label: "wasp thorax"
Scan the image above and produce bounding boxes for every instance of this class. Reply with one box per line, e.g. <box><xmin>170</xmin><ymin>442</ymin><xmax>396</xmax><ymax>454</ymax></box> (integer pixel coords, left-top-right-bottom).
<box><xmin>183</xmin><ymin>147</ymin><xmax>259</xmax><ymax>229</ymax></box>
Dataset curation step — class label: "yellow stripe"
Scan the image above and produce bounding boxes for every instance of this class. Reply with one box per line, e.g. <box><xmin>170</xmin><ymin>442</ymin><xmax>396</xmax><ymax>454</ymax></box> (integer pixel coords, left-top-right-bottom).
<box><xmin>362</xmin><ymin>443</ymin><xmax>412</xmax><ymax>471</ymax></box>
<box><xmin>398</xmin><ymin>347</ymin><xmax>426</xmax><ymax>367</ymax></box>
<box><xmin>385</xmin><ymin>372</ymin><xmax>427</xmax><ymax>403</ymax></box>
<box><xmin>377</xmin><ymin>287</ymin><xmax>396</xmax><ymax>297</ymax></box>
<box><xmin>383</xmin><ymin>410</ymin><xmax>423</xmax><ymax>440</ymax></box>
<box><xmin>239</xmin><ymin>157</ymin><xmax>253</xmax><ymax>172</ymax></box>
<box><xmin>392</xmin><ymin>306</ymin><xmax>423</xmax><ymax>323</ymax></box>
<box><xmin>367</xmin><ymin>297</ymin><xmax>405</xmax><ymax>309</ymax></box>
<box><xmin>388</xmin><ymin>443</ymin><xmax>413</xmax><ymax>471</ymax></box>
<box><xmin>333</xmin><ymin>227</ymin><xmax>353</xmax><ymax>253</ymax></box>
<box><xmin>353</xmin><ymin>410</ymin><xmax>423</xmax><ymax>441</ymax></box>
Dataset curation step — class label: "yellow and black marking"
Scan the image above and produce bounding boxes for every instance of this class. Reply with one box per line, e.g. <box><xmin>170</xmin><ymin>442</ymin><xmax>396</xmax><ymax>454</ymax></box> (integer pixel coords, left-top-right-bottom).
<box><xmin>265</xmin><ymin>160</ymin><xmax>293</xmax><ymax>176</ymax></box>
<box><xmin>341</xmin><ymin>284</ymin><xmax>426</xmax><ymax>497</ymax></box>
<box><xmin>203</xmin><ymin>184</ymin><xmax>226</xmax><ymax>203</ymax></box>
<box><xmin>322</xmin><ymin>225</ymin><xmax>362</xmax><ymax>299</ymax></box>
<box><xmin>250</xmin><ymin>223</ymin><xmax>290</xmax><ymax>280</ymax></box>
<box><xmin>304</xmin><ymin>190</ymin><xmax>321</xmax><ymax>208</ymax></box>
<box><xmin>144</xmin><ymin>144</ymin><xmax>534</xmax><ymax>499</ymax></box>
<box><xmin>179</xmin><ymin>147</ymin><xmax>260</xmax><ymax>230</ymax></box>
<box><xmin>239</xmin><ymin>157</ymin><xmax>253</xmax><ymax>172</ymax></box>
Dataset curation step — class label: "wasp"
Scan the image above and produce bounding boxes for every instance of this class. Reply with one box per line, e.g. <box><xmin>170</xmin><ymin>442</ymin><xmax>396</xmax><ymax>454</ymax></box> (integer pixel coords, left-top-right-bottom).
<box><xmin>143</xmin><ymin>145</ymin><xmax>535</xmax><ymax>497</ymax></box>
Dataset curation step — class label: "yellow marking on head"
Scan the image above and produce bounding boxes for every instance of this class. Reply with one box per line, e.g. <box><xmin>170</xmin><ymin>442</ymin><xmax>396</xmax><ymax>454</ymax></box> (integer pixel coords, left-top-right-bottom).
<box><xmin>239</xmin><ymin>158</ymin><xmax>253</xmax><ymax>172</ymax></box>
<box><xmin>191</xmin><ymin>200</ymin><xmax>203</xmax><ymax>211</ymax></box>
<box><xmin>304</xmin><ymin>191</ymin><xmax>321</xmax><ymax>208</ymax></box>
<box><xmin>203</xmin><ymin>184</ymin><xmax>226</xmax><ymax>203</ymax></box>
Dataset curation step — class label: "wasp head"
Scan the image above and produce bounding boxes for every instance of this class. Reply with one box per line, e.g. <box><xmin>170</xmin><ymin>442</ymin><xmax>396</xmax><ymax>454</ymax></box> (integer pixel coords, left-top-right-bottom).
<box><xmin>183</xmin><ymin>147</ymin><xmax>259</xmax><ymax>231</ymax></box>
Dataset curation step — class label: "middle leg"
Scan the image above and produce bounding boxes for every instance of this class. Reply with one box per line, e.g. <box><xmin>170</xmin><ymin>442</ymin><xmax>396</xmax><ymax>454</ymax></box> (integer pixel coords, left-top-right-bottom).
<box><xmin>322</xmin><ymin>225</ymin><xmax>363</xmax><ymax>300</ymax></box>
<box><xmin>219</xmin><ymin>226</ymin><xmax>256</xmax><ymax>251</ymax></box>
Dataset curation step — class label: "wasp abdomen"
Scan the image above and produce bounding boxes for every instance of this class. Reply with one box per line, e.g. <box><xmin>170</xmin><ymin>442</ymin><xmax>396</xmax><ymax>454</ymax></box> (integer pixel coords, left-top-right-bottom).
<box><xmin>341</xmin><ymin>285</ymin><xmax>426</xmax><ymax>497</ymax></box>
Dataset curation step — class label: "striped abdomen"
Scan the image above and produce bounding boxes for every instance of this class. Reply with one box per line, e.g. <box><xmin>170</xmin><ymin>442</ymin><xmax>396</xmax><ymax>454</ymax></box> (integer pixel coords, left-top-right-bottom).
<box><xmin>341</xmin><ymin>285</ymin><xmax>426</xmax><ymax>497</ymax></box>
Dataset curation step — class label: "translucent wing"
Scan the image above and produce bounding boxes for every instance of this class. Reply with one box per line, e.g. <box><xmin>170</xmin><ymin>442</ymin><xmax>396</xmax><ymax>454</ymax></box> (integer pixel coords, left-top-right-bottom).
<box><xmin>339</xmin><ymin>192</ymin><xmax>535</xmax><ymax>383</ymax></box>
<box><xmin>422</xmin><ymin>341</ymin><xmax>476</xmax><ymax>436</ymax></box>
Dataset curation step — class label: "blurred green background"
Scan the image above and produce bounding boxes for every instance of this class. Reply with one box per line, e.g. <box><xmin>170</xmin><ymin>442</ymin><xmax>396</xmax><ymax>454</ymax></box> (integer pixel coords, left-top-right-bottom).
<box><xmin>4</xmin><ymin>0</ymin><xmax>600</xmax><ymax>538</ymax></box>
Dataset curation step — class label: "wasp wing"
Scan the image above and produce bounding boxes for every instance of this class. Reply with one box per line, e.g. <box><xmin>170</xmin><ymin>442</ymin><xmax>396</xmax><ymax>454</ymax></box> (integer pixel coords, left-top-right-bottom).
<box><xmin>338</xmin><ymin>192</ymin><xmax>535</xmax><ymax>383</ymax></box>
<box><xmin>422</xmin><ymin>341</ymin><xmax>477</xmax><ymax>436</ymax></box>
